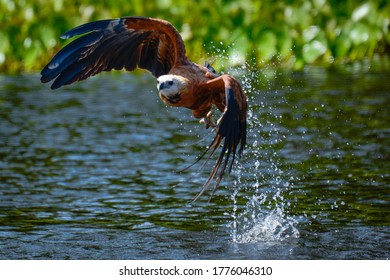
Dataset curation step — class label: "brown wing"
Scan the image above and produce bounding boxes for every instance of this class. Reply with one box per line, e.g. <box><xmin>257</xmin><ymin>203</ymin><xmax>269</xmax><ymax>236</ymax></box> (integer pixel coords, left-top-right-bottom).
<box><xmin>192</xmin><ymin>75</ymin><xmax>247</xmax><ymax>201</ymax></box>
<box><xmin>41</xmin><ymin>17</ymin><xmax>189</xmax><ymax>89</ymax></box>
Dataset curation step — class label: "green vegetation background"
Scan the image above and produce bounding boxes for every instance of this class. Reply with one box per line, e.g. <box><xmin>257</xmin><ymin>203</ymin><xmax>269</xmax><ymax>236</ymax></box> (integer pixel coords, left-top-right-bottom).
<box><xmin>1</xmin><ymin>0</ymin><xmax>389</xmax><ymax>73</ymax></box>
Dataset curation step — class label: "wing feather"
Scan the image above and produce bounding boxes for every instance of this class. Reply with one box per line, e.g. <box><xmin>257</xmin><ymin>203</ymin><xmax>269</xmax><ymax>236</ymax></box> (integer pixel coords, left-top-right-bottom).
<box><xmin>192</xmin><ymin>75</ymin><xmax>247</xmax><ymax>201</ymax></box>
<box><xmin>41</xmin><ymin>17</ymin><xmax>189</xmax><ymax>89</ymax></box>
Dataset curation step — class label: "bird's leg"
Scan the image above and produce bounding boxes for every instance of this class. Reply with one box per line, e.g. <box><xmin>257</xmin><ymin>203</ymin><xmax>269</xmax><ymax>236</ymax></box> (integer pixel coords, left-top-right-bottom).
<box><xmin>199</xmin><ymin>110</ymin><xmax>217</xmax><ymax>130</ymax></box>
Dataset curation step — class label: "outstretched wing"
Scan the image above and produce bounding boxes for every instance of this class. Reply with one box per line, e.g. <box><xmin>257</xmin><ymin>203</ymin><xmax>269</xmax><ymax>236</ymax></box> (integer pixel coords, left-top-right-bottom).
<box><xmin>192</xmin><ymin>75</ymin><xmax>247</xmax><ymax>201</ymax></box>
<box><xmin>41</xmin><ymin>16</ymin><xmax>189</xmax><ymax>89</ymax></box>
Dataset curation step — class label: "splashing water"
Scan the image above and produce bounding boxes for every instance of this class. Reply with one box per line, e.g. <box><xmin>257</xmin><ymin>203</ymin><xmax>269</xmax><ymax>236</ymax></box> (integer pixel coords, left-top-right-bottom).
<box><xmin>203</xmin><ymin>43</ymin><xmax>300</xmax><ymax>243</ymax></box>
<box><xmin>230</xmin><ymin>185</ymin><xmax>300</xmax><ymax>243</ymax></box>
<box><xmin>228</xmin><ymin>62</ymin><xmax>300</xmax><ymax>243</ymax></box>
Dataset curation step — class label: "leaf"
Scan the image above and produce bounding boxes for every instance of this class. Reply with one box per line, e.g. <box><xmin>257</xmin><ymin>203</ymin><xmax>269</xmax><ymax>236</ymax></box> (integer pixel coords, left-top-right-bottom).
<box><xmin>257</xmin><ymin>31</ymin><xmax>277</xmax><ymax>62</ymax></box>
<box><xmin>0</xmin><ymin>32</ymin><xmax>10</xmax><ymax>52</ymax></box>
<box><xmin>352</xmin><ymin>3</ymin><xmax>372</xmax><ymax>22</ymax></box>
<box><xmin>303</xmin><ymin>26</ymin><xmax>321</xmax><ymax>43</ymax></box>
<box><xmin>349</xmin><ymin>22</ymin><xmax>370</xmax><ymax>45</ymax></box>
<box><xmin>277</xmin><ymin>30</ymin><xmax>294</xmax><ymax>57</ymax></box>
<box><xmin>302</xmin><ymin>40</ymin><xmax>327</xmax><ymax>63</ymax></box>
<box><xmin>334</xmin><ymin>35</ymin><xmax>352</xmax><ymax>57</ymax></box>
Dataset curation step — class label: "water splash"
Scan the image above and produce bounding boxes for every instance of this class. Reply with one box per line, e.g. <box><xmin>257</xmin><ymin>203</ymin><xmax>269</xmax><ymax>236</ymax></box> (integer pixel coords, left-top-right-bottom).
<box><xmin>204</xmin><ymin>42</ymin><xmax>300</xmax><ymax>243</ymax></box>
<box><xmin>228</xmin><ymin>62</ymin><xmax>300</xmax><ymax>243</ymax></box>
<box><xmin>230</xmin><ymin>189</ymin><xmax>299</xmax><ymax>243</ymax></box>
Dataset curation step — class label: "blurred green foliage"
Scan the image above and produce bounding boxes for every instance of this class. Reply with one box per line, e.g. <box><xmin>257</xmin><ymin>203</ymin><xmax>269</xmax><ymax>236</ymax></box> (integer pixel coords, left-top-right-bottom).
<box><xmin>0</xmin><ymin>0</ymin><xmax>389</xmax><ymax>73</ymax></box>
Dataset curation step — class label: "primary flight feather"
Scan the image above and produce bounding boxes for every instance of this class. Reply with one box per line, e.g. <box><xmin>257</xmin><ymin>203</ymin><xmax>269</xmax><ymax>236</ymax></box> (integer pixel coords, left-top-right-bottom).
<box><xmin>41</xmin><ymin>16</ymin><xmax>247</xmax><ymax>201</ymax></box>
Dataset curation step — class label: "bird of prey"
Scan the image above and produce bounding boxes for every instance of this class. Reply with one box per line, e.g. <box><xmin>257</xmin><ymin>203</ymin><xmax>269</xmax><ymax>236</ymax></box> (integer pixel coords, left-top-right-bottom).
<box><xmin>41</xmin><ymin>16</ymin><xmax>247</xmax><ymax>201</ymax></box>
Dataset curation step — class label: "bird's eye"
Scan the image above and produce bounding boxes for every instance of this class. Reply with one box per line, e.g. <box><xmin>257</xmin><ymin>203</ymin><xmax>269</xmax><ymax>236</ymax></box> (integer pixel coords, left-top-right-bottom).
<box><xmin>168</xmin><ymin>81</ymin><xmax>173</xmax><ymax>85</ymax></box>
<box><xmin>157</xmin><ymin>81</ymin><xmax>160</xmax><ymax>84</ymax></box>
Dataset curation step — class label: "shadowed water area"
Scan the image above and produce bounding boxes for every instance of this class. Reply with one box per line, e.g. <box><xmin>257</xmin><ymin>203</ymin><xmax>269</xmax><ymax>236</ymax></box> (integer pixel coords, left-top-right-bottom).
<box><xmin>0</xmin><ymin>60</ymin><xmax>389</xmax><ymax>259</ymax></box>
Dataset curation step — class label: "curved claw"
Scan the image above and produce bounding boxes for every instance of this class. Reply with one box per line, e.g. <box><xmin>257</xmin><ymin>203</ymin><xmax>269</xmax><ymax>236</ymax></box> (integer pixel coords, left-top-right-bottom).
<box><xmin>199</xmin><ymin>110</ymin><xmax>217</xmax><ymax>130</ymax></box>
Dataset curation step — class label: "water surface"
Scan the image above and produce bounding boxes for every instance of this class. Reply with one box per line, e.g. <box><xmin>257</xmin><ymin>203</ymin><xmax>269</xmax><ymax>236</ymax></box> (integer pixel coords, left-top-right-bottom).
<box><xmin>0</xmin><ymin>61</ymin><xmax>389</xmax><ymax>259</ymax></box>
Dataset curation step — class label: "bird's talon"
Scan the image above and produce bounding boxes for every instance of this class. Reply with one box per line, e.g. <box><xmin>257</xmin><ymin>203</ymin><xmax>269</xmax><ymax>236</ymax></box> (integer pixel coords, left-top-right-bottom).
<box><xmin>199</xmin><ymin>118</ymin><xmax>210</xmax><ymax>129</ymax></box>
<box><xmin>216</xmin><ymin>116</ymin><xmax>223</xmax><ymax>126</ymax></box>
<box><xmin>200</xmin><ymin>115</ymin><xmax>216</xmax><ymax>129</ymax></box>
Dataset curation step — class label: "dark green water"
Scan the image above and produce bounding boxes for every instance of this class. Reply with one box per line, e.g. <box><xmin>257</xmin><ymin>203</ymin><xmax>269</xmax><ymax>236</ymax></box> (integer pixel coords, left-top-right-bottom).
<box><xmin>0</xmin><ymin>61</ymin><xmax>389</xmax><ymax>259</ymax></box>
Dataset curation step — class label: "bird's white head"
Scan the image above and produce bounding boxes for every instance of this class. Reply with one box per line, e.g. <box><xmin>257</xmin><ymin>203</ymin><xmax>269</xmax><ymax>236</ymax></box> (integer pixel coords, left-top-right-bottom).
<box><xmin>157</xmin><ymin>75</ymin><xmax>188</xmax><ymax>105</ymax></box>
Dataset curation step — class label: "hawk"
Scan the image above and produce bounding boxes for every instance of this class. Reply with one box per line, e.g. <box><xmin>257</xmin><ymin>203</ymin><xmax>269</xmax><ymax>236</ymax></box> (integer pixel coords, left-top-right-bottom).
<box><xmin>41</xmin><ymin>17</ymin><xmax>247</xmax><ymax>201</ymax></box>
